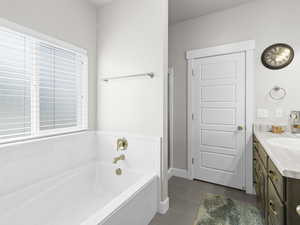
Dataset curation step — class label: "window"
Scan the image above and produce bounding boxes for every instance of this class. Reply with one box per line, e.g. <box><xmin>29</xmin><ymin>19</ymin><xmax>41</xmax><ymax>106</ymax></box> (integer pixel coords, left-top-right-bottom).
<box><xmin>0</xmin><ymin>25</ymin><xmax>88</xmax><ymax>142</ymax></box>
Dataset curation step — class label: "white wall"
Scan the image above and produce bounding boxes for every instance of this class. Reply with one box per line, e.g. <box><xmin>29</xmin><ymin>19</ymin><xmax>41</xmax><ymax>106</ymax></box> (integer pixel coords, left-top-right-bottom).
<box><xmin>97</xmin><ymin>0</ymin><xmax>169</xmax><ymax>200</ymax></box>
<box><xmin>0</xmin><ymin>0</ymin><xmax>98</xmax><ymax>129</ymax></box>
<box><xmin>97</xmin><ymin>0</ymin><xmax>168</xmax><ymax>136</ymax></box>
<box><xmin>96</xmin><ymin>132</ymin><xmax>161</xmax><ymax>180</ymax></box>
<box><xmin>169</xmin><ymin>0</ymin><xmax>300</xmax><ymax>170</ymax></box>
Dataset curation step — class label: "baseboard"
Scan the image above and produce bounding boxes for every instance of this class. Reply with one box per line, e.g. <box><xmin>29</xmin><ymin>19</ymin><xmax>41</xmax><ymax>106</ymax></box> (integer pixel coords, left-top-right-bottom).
<box><xmin>172</xmin><ymin>168</ymin><xmax>188</xmax><ymax>179</ymax></box>
<box><xmin>158</xmin><ymin>197</ymin><xmax>169</xmax><ymax>214</ymax></box>
<box><xmin>168</xmin><ymin>168</ymin><xmax>174</xmax><ymax>180</ymax></box>
<box><xmin>247</xmin><ymin>184</ymin><xmax>256</xmax><ymax>195</ymax></box>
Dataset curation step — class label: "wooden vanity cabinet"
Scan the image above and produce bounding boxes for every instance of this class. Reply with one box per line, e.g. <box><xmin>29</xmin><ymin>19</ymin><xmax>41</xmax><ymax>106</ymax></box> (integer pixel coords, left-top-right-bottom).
<box><xmin>253</xmin><ymin>135</ymin><xmax>300</xmax><ymax>225</ymax></box>
<box><xmin>254</xmin><ymin>137</ymin><xmax>268</xmax><ymax>220</ymax></box>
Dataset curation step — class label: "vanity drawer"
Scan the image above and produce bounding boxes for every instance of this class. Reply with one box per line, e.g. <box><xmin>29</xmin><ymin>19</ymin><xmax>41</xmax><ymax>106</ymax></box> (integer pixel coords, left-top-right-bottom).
<box><xmin>268</xmin><ymin>158</ymin><xmax>285</xmax><ymax>201</ymax></box>
<box><xmin>268</xmin><ymin>179</ymin><xmax>284</xmax><ymax>225</ymax></box>
<box><xmin>254</xmin><ymin>141</ymin><xmax>268</xmax><ymax>169</ymax></box>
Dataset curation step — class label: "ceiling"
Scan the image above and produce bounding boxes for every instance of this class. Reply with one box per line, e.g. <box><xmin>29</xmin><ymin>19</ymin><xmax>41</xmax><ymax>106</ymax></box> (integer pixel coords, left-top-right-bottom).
<box><xmin>169</xmin><ymin>0</ymin><xmax>255</xmax><ymax>25</ymax></box>
<box><xmin>89</xmin><ymin>0</ymin><xmax>113</xmax><ymax>6</ymax></box>
<box><xmin>89</xmin><ymin>0</ymin><xmax>255</xmax><ymax>25</ymax></box>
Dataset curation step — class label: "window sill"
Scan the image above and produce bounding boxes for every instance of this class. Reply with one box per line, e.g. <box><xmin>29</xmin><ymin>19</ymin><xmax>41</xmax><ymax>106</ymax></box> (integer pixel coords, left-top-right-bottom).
<box><xmin>0</xmin><ymin>128</ymin><xmax>90</xmax><ymax>146</ymax></box>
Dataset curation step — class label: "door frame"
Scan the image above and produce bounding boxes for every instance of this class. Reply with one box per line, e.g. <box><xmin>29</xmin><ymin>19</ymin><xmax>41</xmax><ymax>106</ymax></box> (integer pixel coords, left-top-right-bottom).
<box><xmin>186</xmin><ymin>40</ymin><xmax>255</xmax><ymax>194</ymax></box>
<box><xmin>168</xmin><ymin>67</ymin><xmax>175</xmax><ymax>169</ymax></box>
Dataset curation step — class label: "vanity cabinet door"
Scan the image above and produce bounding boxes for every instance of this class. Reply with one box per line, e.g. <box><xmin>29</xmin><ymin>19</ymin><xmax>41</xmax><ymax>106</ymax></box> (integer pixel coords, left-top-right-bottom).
<box><xmin>254</xmin><ymin>141</ymin><xmax>268</xmax><ymax>169</ymax></box>
<box><xmin>268</xmin><ymin>158</ymin><xmax>285</xmax><ymax>201</ymax></box>
<box><xmin>268</xmin><ymin>179</ymin><xmax>284</xmax><ymax>225</ymax></box>
<box><xmin>269</xmin><ymin>215</ymin><xmax>276</xmax><ymax>225</ymax></box>
<box><xmin>255</xmin><ymin>156</ymin><xmax>261</xmax><ymax>199</ymax></box>
<box><xmin>256</xmin><ymin>156</ymin><xmax>268</xmax><ymax>219</ymax></box>
<box><xmin>262</xmin><ymin>165</ymin><xmax>268</xmax><ymax>221</ymax></box>
<box><xmin>261</xmin><ymin>162</ymin><xmax>268</xmax><ymax>220</ymax></box>
<box><xmin>286</xmin><ymin>178</ymin><xmax>300</xmax><ymax>225</ymax></box>
<box><xmin>253</xmin><ymin>148</ymin><xmax>259</xmax><ymax>184</ymax></box>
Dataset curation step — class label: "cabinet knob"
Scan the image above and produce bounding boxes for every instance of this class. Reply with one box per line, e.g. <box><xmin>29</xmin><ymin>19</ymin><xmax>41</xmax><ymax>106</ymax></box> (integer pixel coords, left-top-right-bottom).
<box><xmin>269</xmin><ymin>170</ymin><xmax>278</xmax><ymax>182</ymax></box>
<box><xmin>297</xmin><ymin>205</ymin><xmax>300</xmax><ymax>216</ymax></box>
<box><xmin>269</xmin><ymin>200</ymin><xmax>278</xmax><ymax>216</ymax></box>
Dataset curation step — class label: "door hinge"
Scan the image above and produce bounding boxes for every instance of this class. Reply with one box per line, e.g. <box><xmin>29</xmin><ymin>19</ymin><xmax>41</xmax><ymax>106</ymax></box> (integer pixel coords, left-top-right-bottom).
<box><xmin>192</xmin><ymin>114</ymin><xmax>195</xmax><ymax>120</ymax></box>
<box><xmin>192</xmin><ymin>158</ymin><xmax>194</xmax><ymax>164</ymax></box>
<box><xmin>192</xmin><ymin>69</ymin><xmax>195</xmax><ymax>76</ymax></box>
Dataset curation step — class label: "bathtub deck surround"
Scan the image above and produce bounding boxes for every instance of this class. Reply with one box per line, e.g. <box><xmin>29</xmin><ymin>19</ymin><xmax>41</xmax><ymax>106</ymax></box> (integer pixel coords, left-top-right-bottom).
<box><xmin>0</xmin><ymin>132</ymin><xmax>97</xmax><ymax>197</ymax></box>
<box><xmin>0</xmin><ymin>131</ymin><xmax>162</xmax><ymax>225</ymax></box>
<box><xmin>96</xmin><ymin>131</ymin><xmax>169</xmax><ymax>214</ymax></box>
<box><xmin>1</xmin><ymin>162</ymin><xmax>158</xmax><ymax>225</ymax></box>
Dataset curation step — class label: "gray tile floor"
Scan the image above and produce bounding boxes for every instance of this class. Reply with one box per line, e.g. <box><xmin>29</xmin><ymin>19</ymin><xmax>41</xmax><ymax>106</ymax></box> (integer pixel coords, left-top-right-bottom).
<box><xmin>149</xmin><ymin>177</ymin><xmax>258</xmax><ymax>225</ymax></box>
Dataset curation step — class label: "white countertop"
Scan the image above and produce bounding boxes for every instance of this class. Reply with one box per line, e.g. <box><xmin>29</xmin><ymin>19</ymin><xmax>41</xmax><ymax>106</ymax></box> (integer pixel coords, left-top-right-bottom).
<box><xmin>254</xmin><ymin>129</ymin><xmax>300</xmax><ymax>180</ymax></box>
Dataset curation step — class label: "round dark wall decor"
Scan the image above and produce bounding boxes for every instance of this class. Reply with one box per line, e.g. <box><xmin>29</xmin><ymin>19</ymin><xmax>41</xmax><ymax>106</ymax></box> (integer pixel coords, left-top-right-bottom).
<box><xmin>261</xmin><ymin>43</ymin><xmax>294</xmax><ymax>70</ymax></box>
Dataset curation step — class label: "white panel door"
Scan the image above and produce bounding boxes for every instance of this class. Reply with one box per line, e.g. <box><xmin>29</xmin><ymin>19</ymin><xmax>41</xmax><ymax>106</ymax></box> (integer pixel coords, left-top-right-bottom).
<box><xmin>192</xmin><ymin>52</ymin><xmax>246</xmax><ymax>190</ymax></box>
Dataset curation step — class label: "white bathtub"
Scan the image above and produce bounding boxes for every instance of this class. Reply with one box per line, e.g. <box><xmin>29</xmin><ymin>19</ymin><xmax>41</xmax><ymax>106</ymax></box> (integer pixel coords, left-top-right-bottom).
<box><xmin>0</xmin><ymin>161</ymin><xmax>158</xmax><ymax>225</ymax></box>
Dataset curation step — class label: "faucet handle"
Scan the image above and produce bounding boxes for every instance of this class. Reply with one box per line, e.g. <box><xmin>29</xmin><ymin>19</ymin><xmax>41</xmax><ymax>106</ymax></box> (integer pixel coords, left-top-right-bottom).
<box><xmin>290</xmin><ymin>112</ymin><xmax>298</xmax><ymax>120</ymax></box>
<box><xmin>290</xmin><ymin>111</ymin><xmax>300</xmax><ymax>120</ymax></box>
<box><xmin>117</xmin><ymin>138</ymin><xmax>128</xmax><ymax>151</ymax></box>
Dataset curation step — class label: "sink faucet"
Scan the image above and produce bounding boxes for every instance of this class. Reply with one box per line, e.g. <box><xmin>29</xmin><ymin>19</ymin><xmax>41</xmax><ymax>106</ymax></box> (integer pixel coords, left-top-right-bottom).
<box><xmin>290</xmin><ymin>111</ymin><xmax>300</xmax><ymax>134</ymax></box>
<box><xmin>113</xmin><ymin>154</ymin><xmax>125</xmax><ymax>164</ymax></box>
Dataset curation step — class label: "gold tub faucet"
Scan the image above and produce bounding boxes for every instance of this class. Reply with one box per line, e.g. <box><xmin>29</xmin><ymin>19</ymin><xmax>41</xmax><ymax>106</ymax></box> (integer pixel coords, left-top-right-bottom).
<box><xmin>117</xmin><ymin>138</ymin><xmax>128</xmax><ymax>151</ymax></box>
<box><xmin>113</xmin><ymin>154</ymin><xmax>125</xmax><ymax>164</ymax></box>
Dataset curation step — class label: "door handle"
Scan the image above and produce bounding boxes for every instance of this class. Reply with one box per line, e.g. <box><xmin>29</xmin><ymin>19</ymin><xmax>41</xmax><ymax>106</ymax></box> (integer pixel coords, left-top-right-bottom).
<box><xmin>237</xmin><ymin>126</ymin><xmax>244</xmax><ymax>131</ymax></box>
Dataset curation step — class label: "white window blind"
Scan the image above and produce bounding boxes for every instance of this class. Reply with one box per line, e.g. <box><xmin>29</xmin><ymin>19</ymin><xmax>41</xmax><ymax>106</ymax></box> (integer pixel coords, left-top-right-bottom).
<box><xmin>37</xmin><ymin>43</ymin><xmax>81</xmax><ymax>131</ymax></box>
<box><xmin>0</xmin><ymin>28</ymin><xmax>32</xmax><ymax>139</ymax></box>
<box><xmin>0</xmin><ymin>25</ymin><xmax>87</xmax><ymax>142</ymax></box>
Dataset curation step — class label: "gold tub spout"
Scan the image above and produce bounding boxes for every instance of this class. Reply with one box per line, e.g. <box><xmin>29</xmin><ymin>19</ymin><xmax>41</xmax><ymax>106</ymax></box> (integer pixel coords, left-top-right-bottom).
<box><xmin>113</xmin><ymin>154</ymin><xmax>125</xmax><ymax>164</ymax></box>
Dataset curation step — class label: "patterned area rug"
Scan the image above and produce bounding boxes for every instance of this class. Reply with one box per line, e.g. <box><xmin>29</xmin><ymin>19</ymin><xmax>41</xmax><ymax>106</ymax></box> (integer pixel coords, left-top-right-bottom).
<box><xmin>193</xmin><ymin>193</ymin><xmax>264</xmax><ymax>225</ymax></box>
